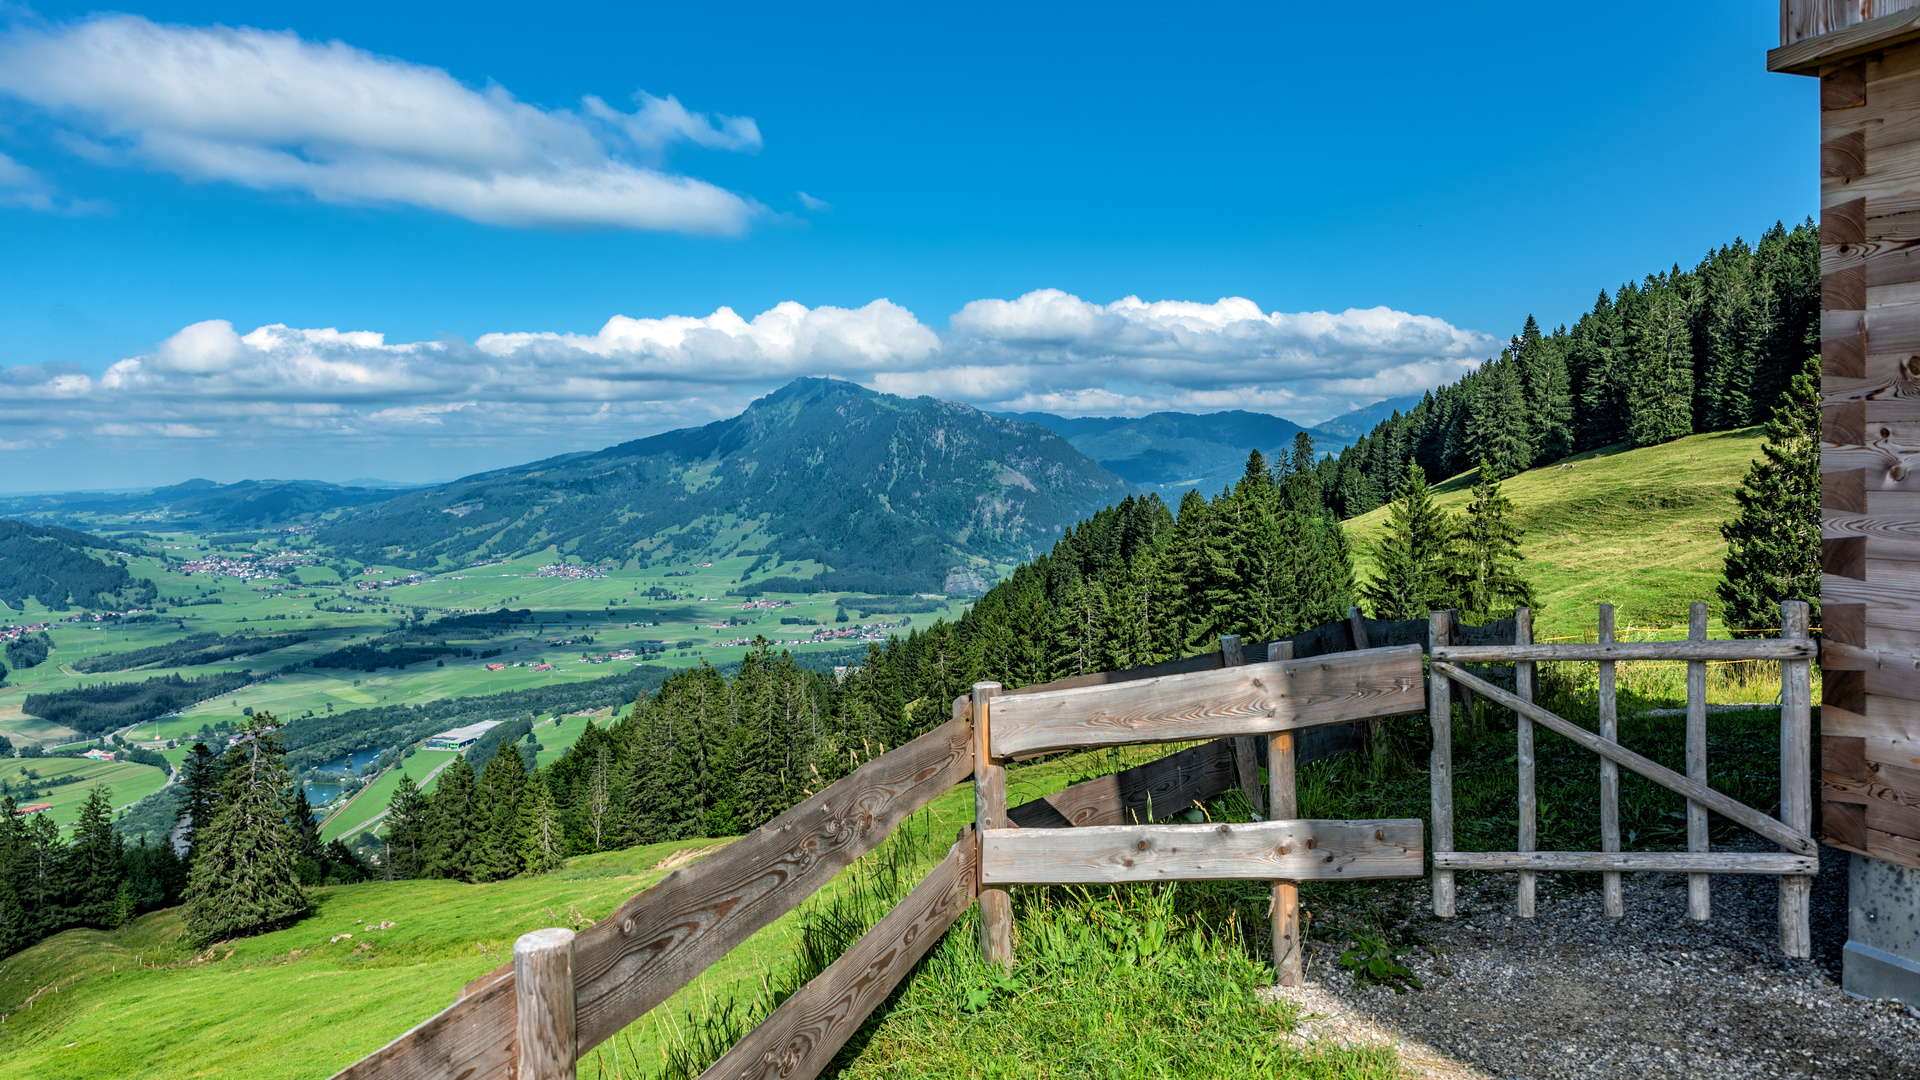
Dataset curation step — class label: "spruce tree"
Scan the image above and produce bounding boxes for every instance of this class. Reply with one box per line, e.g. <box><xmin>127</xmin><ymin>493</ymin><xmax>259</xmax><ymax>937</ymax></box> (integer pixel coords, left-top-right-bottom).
<box><xmin>475</xmin><ymin>744</ymin><xmax>528</xmax><ymax>881</ymax></box>
<box><xmin>1360</xmin><ymin>459</ymin><xmax>1455</xmax><ymax>620</ymax></box>
<box><xmin>384</xmin><ymin>773</ymin><xmax>430</xmax><ymax>880</ymax></box>
<box><xmin>1627</xmin><ymin>286</ymin><xmax>1695</xmax><ymax>446</ymax></box>
<box><xmin>516</xmin><ymin>771</ymin><xmax>566</xmax><ymax>875</ymax></box>
<box><xmin>1452</xmin><ymin>462</ymin><xmax>1534</xmax><ymax>623</ymax></box>
<box><xmin>60</xmin><ymin>785</ymin><xmax>122</xmax><ymax>930</ymax></box>
<box><xmin>1281</xmin><ymin>433</ymin><xmax>1323</xmax><ymax>515</ymax></box>
<box><xmin>1719</xmin><ymin>353</ymin><xmax>1820</xmax><ymax>635</ymax></box>
<box><xmin>182</xmin><ymin>712</ymin><xmax>308</xmax><ymax>945</ymax></box>
<box><xmin>423</xmin><ymin>755</ymin><xmax>477</xmax><ymax>880</ymax></box>
<box><xmin>1467</xmin><ymin>359</ymin><xmax>1531</xmax><ymax>478</ymax></box>
<box><xmin>175</xmin><ymin>742</ymin><xmax>221</xmax><ymax>859</ymax></box>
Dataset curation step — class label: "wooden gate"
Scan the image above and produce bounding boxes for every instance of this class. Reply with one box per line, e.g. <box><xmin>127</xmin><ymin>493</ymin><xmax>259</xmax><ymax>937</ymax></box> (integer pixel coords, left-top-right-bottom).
<box><xmin>1424</xmin><ymin>600</ymin><xmax>1819</xmax><ymax>956</ymax></box>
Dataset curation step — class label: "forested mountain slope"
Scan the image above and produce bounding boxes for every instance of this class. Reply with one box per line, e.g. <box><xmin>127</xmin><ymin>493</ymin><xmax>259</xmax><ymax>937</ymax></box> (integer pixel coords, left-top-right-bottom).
<box><xmin>997</xmin><ymin>409</ymin><xmax>1345</xmax><ymax>494</ymax></box>
<box><xmin>318</xmin><ymin>378</ymin><xmax>1131</xmax><ymax>594</ymax></box>
<box><xmin>0</xmin><ymin>519</ymin><xmax>155</xmax><ymax>613</ymax></box>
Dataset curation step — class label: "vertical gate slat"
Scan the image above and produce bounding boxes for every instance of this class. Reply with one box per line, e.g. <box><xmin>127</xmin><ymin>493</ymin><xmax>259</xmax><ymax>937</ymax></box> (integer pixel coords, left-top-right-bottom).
<box><xmin>1779</xmin><ymin>601</ymin><xmax>1813</xmax><ymax>959</ymax></box>
<box><xmin>1597</xmin><ymin>603</ymin><xmax>1623</xmax><ymax>918</ymax></box>
<box><xmin>1429</xmin><ymin>609</ymin><xmax>1455</xmax><ymax>918</ymax></box>
<box><xmin>1514</xmin><ymin>606</ymin><xmax>1536</xmax><ymax>919</ymax></box>
<box><xmin>1222</xmin><ymin>636</ymin><xmax>1262</xmax><ymax>815</ymax></box>
<box><xmin>1687</xmin><ymin>601</ymin><xmax>1711</xmax><ymax>922</ymax></box>
<box><xmin>1265</xmin><ymin>639</ymin><xmax>1301</xmax><ymax>985</ymax></box>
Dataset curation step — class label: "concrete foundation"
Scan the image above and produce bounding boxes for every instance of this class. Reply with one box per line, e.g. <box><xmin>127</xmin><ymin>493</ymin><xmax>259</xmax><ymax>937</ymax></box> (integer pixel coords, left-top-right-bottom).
<box><xmin>1844</xmin><ymin>853</ymin><xmax>1920</xmax><ymax>1006</ymax></box>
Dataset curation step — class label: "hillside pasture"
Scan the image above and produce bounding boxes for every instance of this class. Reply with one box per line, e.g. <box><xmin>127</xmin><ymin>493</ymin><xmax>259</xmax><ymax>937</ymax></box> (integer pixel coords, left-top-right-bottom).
<box><xmin>1</xmin><ymin>755</ymin><xmax>168</xmax><ymax>829</ymax></box>
<box><xmin>1345</xmin><ymin>427</ymin><xmax>1764</xmax><ymax>640</ymax></box>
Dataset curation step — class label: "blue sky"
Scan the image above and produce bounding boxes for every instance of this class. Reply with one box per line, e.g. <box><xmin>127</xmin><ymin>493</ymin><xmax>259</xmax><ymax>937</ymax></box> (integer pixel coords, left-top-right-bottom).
<box><xmin>0</xmin><ymin>1</ymin><xmax>1813</xmax><ymax>489</ymax></box>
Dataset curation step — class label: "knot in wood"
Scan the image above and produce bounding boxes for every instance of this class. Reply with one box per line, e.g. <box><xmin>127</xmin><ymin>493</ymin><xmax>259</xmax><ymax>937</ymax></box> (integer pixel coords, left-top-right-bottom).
<box><xmin>1217</xmin><ymin>824</ymin><xmax>1230</xmax><ymax>835</ymax></box>
<box><xmin>1136</xmin><ymin>840</ymin><xmax>1148</xmax><ymax>851</ymax></box>
<box><xmin>1374</xmin><ymin>829</ymin><xmax>1385</xmax><ymax>841</ymax></box>
<box><xmin>1277</xmin><ymin>845</ymin><xmax>1290</xmax><ymax>855</ymax></box>
<box><xmin>1305</xmin><ymin>838</ymin><xmax>1316</xmax><ymax>850</ymax></box>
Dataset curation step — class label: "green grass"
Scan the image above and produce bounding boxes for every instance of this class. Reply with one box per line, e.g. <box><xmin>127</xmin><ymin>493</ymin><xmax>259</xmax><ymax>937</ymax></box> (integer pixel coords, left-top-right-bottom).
<box><xmin>533</xmin><ymin>712</ymin><xmax>600</xmax><ymax>769</ymax></box>
<box><xmin>1</xmin><ymin>757</ymin><xmax>168</xmax><ymax>829</ymax></box>
<box><xmin>1344</xmin><ymin>428</ymin><xmax>1765</xmax><ymax>641</ymax></box>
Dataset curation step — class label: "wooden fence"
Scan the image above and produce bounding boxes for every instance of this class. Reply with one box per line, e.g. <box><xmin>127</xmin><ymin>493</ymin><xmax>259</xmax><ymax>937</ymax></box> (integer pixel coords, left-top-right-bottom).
<box><xmin>1425</xmin><ymin>600</ymin><xmax>1819</xmax><ymax>957</ymax></box>
<box><xmin>329</xmin><ymin>628</ymin><xmax>1431</xmax><ymax>1080</ymax></box>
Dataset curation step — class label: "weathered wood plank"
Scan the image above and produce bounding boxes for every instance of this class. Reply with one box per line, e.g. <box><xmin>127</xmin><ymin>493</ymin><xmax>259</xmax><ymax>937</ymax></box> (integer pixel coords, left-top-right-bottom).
<box><xmin>1598</xmin><ymin>605</ymin><xmax>1623</xmax><ymax>919</ymax></box>
<box><xmin>986</xmin><ymin>645</ymin><xmax>1426</xmax><ymax>759</ymax></box>
<box><xmin>1827</xmin><ymin>571</ymin><xmax>1920</xmax><ymax>628</ymax></box>
<box><xmin>1515</xmin><ymin>606</ymin><xmax>1537</xmax><ymax>919</ymax></box>
<box><xmin>698</xmin><ymin>830</ymin><xmax>978</xmax><ymax>1080</ymax></box>
<box><xmin>979</xmin><ymin>819</ymin><xmax>1424</xmax><ymax>885</ymax></box>
<box><xmin>1824</xmin><ymin>699</ymin><xmax>1920</xmax><ymax>743</ymax></box>
<box><xmin>1432</xmin><ymin>851</ymin><xmax>1819</xmax><ymax>875</ymax></box>
<box><xmin>1778</xmin><ymin>2</ymin><xmax>1920</xmax><ymax>62</ymax></box>
<box><xmin>1430</xmin><ymin>611</ymin><xmax>1455</xmax><ymax>918</ymax></box>
<box><xmin>327</xmin><ymin>968</ymin><xmax>518</xmax><ymax>1080</ymax></box>
<box><xmin>1428</xmin><ymin>641</ymin><xmax>1815</xmax><ymax>662</ymax></box>
<box><xmin>1687</xmin><ymin>602</ymin><xmax>1711</xmax><ymax>923</ymax></box>
<box><xmin>973</xmin><ymin>683</ymin><xmax>1010</xmax><ymax>968</ymax></box>
<box><xmin>1220</xmin><ymin>636</ymin><xmax>1263</xmax><ymax>815</ymax></box>
<box><xmin>515</xmin><ymin>929</ymin><xmax>577</xmax><ymax>1080</ymax></box>
<box><xmin>568</xmin><ymin>715</ymin><xmax>974</xmax><ymax>1053</ymax></box>
<box><xmin>1268</xmin><ymin>643</ymin><xmax>1301</xmax><ymax>985</ymax></box>
<box><xmin>1430</xmin><ymin>662</ymin><xmax>1821</xmax><ymax>858</ymax></box>
<box><xmin>1002</xmin><ymin>650</ymin><xmax>1222</xmax><ymax>697</ymax></box>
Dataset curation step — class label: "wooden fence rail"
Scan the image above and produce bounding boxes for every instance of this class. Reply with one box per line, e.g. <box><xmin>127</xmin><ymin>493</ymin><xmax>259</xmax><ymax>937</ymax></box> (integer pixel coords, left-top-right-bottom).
<box><xmin>330</xmin><ymin>612</ymin><xmax>1477</xmax><ymax>1080</ymax></box>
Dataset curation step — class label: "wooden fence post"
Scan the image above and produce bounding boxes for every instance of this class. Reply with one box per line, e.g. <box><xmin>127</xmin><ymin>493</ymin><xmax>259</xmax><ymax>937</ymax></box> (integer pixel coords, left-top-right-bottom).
<box><xmin>1597</xmin><ymin>603</ymin><xmax>1623</xmax><ymax>918</ymax></box>
<box><xmin>1349</xmin><ymin>607</ymin><xmax>1381</xmax><ymax>769</ymax></box>
<box><xmin>1779</xmin><ymin>601</ymin><xmax>1813</xmax><ymax>958</ymax></box>
<box><xmin>973</xmin><ymin>681</ymin><xmax>1012</xmax><ymax>967</ymax></box>
<box><xmin>1265</xmin><ymin>639</ymin><xmax>1300</xmax><ymax>985</ymax></box>
<box><xmin>1687</xmin><ymin>601</ymin><xmax>1711</xmax><ymax>922</ymax></box>
<box><xmin>1222</xmin><ymin>636</ymin><xmax>1261</xmax><ymax>816</ymax></box>
<box><xmin>1514</xmin><ymin>606</ymin><xmax>1536</xmax><ymax>919</ymax></box>
<box><xmin>1429</xmin><ymin>609</ymin><xmax>1455</xmax><ymax>918</ymax></box>
<box><xmin>514</xmin><ymin>927</ymin><xmax>577</xmax><ymax>1080</ymax></box>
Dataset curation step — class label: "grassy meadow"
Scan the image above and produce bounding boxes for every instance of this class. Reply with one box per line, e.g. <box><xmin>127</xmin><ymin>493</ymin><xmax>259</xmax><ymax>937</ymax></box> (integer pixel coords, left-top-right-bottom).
<box><xmin>1344</xmin><ymin>427</ymin><xmax>1766</xmax><ymax>642</ymax></box>
<box><xmin>1</xmin><ymin>755</ymin><xmax>168</xmax><ymax>828</ymax></box>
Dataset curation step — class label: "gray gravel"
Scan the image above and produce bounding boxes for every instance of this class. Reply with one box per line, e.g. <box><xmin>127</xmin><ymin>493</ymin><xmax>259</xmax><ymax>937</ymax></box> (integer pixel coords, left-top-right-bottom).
<box><xmin>1288</xmin><ymin>845</ymin><xmax>1920</xmax><ymax>1078</ymax></box>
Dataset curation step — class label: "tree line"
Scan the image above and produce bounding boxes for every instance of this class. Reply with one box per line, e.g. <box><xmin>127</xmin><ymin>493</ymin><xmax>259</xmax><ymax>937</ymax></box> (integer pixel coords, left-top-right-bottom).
<box><xmin>1318</xmin><ymin>221</ymin><xmax>1820</xmax><ymax>518</ymax></box>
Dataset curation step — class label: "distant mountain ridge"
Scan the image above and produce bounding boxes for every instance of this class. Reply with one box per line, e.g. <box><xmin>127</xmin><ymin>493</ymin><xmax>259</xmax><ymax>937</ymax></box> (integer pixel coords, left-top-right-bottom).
<box><xmin>0</xmin><ymin>477</ymin><xmax>417</xmax><ymax>529</ymax></box>
<box><xmin>998</xmin><ymin>397</ymin><xmax>1421</xmax><ymax>496</ymax></box>
<box><xmin>318</xmin><ymin>378</ymin><xmax>1132</xmax><ymax>594</ymax></box>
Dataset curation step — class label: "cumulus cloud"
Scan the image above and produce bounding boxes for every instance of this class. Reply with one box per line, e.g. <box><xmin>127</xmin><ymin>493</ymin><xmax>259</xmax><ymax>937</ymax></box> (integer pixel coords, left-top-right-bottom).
<box><xmin>0</xmin><ymin>15</ymin><xmax>761</xmax><ymax>232</ymax></box>
<box><xmin>0</xmin><ymin>290</ymin><xmax>1493</xmax><ymax>484</ymax></box>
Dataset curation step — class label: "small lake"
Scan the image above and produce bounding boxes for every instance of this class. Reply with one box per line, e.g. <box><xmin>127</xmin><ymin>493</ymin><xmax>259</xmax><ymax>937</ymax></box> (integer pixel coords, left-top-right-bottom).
<box><xmin>315</xmin><ymin>747</ymin><xmax>386</xmax><ymax>776</ymax></box>
<box><xmin>304</xmin><ymin>781</ymin><xmax>346</xmax><ymax>806</ymax></box>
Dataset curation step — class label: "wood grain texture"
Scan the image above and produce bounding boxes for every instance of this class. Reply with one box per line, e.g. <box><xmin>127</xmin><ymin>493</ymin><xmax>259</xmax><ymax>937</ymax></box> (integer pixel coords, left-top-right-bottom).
<box><xmin>1826</xmin><ymin>799</ymin><xmax>1870</xmax><ymax>848</ymax></box>
<box><xmin>1825</xmin><ymin>468</ymin><xmax>1870</xmax><ymax>513</ymax></box>
<box><xmin>1825</xmin><ymin>571</ymin><xmax>1920</xmax><ymax>628</ymax></box>
<box><xmin>326</xmin><ymin>967</ymin><xmax>517</xmax><ymax>1080</ymax></box>
<box><xmin>1829</xmin><ymin>195</ymin><xmax>1870</xmax><ymax>245</ymax></box>
<box><xmin>1826</xmin><ymin>333</ymin><xmax>1869</xmax><ymax>378</ymax></box>
<box><xmin>1687</xmin><ymin>602</ymin><xmax>1710</xmax><ymax>923</ymax></box>
<box><xmin>1827</xmin><ymin>58</ymin><xmax>1870</xmax><ymax>108</ymax></box>
<box><xmin>1784</xmin><ymin>617</ymin><xmax>1816</xmax><ymax>958</ymax></box>
<box><xmin>1775</xmin><ymin>5</ymin><xmax>1920</xmax><ymax>70</ymax></box>
<box><xmin>1432</xmin><ymin>851</ymin><xmax>1818</xmax><ymax>875</ymax></box>
<box><xmin>987</xmin><ymin>646</ymin><xmax>1426</xmax><ymax>759</ymax></box>
<box><xmin>1827</xmin><ymin>535</ymin><xmax>1870</xmax><ymax>578</ymax></box>
<box><xmin>979</xmin><ymin>819</ymin><xmax>1423</xmax><ymax>885</ymax></box>
<box><xmin>1269</xmin><ymin>698</ymin><xmax>1300</xmax><ymax>986</ymax></box>
<box><xmin>1002</xmin><ymin>650</ymin><xmax>1222</xmax><ymax>697</ymax></box>
<box><xmin>1823</xmin><ymin>699</ymin><xmax>1920</xmax><ymax>743</ymax></box>
<box><xmin>1430</xmin><ymin>663</ymin><xmax>1821</xmax><ymax>858</ymax></box>
<box><xmin>1428</xmin><ymin>641</ymin><xmax>1816</xmax><ymax>663</ymax></box>
<box><xmin>1429</xmin><ymin>611</ymin><xmax>1455</xmax><ymax>918</ymax></box>
<box><xmin>698</xmin><ymin>830</ymin><xmax>978</xmax><ymax>1080</ymax></box>
<box><xmin>1220</xmin><ymin>636</ymin><xmax>1263</xmax><ymax>815</ymax></box>
<box><xmin>1827</xmin><ymin>129</ymin><xmax>1870</xmax><ymax>177</ymax></box>
<box><xmin>568</xmin><ymin>715</ymin><xmax>974</xmax><ymax>1053</ymax></box>
<box><xmin>514</xmin><ymin>929</ymin><xmax>576</xmax><ymax>1080</ymax></box>
<box><xmin>1830</xmin><ymin>602</ymin><xmax>1870</xmax><ymax>647</ymax></box>
<box><xmin>1826</xmin><ymin>400</ymin><xmax>1868</xmax><ymax>446</ymax></box>
<box><xmin>1828</xmin><ymin>265</ymin><xmax>1870</xmax><ymax>310</ymax></box>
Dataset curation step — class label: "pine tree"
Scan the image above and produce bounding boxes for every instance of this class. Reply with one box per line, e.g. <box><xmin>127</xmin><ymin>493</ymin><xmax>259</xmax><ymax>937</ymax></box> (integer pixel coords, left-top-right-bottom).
<box><xmin>1452</xmin><ymin>463</ymin><xmax>1535</xmax><ymax>623</ymax></box>
<box><xmin>182</xmin><ymin>712</ymin><xmax>308</xmax><ymax>945</ymax></box>
<box><xmin>423</xmin><ymin>755</ymin><xmax>477</xmax><ymax>880</ymax></box>
<box><xmin>1627</xmin><ymin>285</ymin><xmax>1695</xmax><ymax>446</ymax></box>
<box><xmin>1049</xmin><ymin>574</ymin><xmax>1109</xmax><ymax>678</ymax></box>
<box><xmin>175</xmin><ymin>742</ymin><xmax>221</xmax><ymax>859</ymax></box>
<box><xmin>472</xmin><ymin>746</ymin><xmax>527</xmax><ymax>882</ymax></box>
<box><xmin>60</xmin><ymin>785</ymin><xmax>122</xmax><ymax>930</ymax></box>
<box><xmin>1467</xmin><ymin>359</ymin><xmax>1531</xmax><ymax>478</ymax></box>
<box><xmin>1360</xmin><ymin>460</ymin><xmax>1456</xmax><ymax>619</ymax></box>
<box><xmin>1719</xmin><ymin>353</ymin><xmax>1820</xmax><ymax>635</ymax></box>
<box><xmin>516</xmin><ymin>771</ymin><xmax>566</xmax><ymax>875</ymax></box>
<box><xmin>1281</xmin><ymin>433</ymin><xmax>1323</xmax><ymax>515</ymax></box>
<box><xmin>384</xmin><ymin>773</ymin><xmax>430</xmax><ymax>880</ymax></box>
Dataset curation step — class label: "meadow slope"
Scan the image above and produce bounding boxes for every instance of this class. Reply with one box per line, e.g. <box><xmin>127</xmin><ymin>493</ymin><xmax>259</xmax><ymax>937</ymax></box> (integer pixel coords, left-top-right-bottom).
<box><xmin>1344</xmin><ymin>428</ymin><xmax>1764</xmax><ymax>641</ymax></box>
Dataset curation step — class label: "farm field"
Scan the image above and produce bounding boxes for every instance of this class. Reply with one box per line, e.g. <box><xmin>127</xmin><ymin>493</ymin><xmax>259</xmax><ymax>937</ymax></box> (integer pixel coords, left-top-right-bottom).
<box><xmin>1346</xmin><ymin>427</ymin><xmax>1766</xmax><ymax>642</ymax></box>
<box><xmin>1</xmin><ymin>755</ymin><xmax>169</xmax><ymax>829</ymax></box>
<box><xmin>0</xmin><ymin>736</ymin><xmax>1148</xmax><ymax>1080</ymax></box>
<box><xmin>0</xmin><ymin>530</ymin><xmax>970</xmax><ymax>752</ymax></box>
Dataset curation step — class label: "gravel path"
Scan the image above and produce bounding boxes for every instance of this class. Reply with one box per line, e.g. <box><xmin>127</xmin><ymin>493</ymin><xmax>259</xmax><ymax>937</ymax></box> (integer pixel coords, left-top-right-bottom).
<box><xmin>1266</xmin><ymin>846</ymin><xmax>1920</xmax><ymax>1078</ymax></box>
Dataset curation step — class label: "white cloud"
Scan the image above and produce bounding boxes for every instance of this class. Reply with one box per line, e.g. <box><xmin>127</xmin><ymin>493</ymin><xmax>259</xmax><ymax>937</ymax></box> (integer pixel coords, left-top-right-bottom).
<box><xmin>0</xmin><ymin>15</ymin><xmax>761</xmax><ymax>232</ymax></box>
<box><xmin>797</xmin><ymin>191</ymin><xmax>830</xmax><ymax>211</ymax></box>
<box><xmin>0</xmin><ymin>290</ymin><xmax>1493</xmax><ymax>485</ymax></box>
